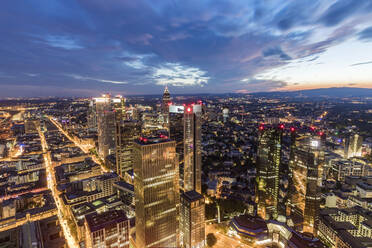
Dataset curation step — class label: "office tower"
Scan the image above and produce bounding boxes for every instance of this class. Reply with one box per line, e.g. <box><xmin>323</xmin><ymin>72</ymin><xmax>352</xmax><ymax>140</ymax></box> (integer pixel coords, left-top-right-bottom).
<box><xmin>256</xmin><ymin>124</ymin><xmax>283</xmax><ymax>220</ymax></box>
<box><xmin>116</xmin><ymin>120</ymin><xmax>141</xmax><ymax>178</ymax></box>
<box><xmin>180</xmin><ymin>190</ymin><xmax>205</xmax><ymax>248</ymax></box>
<box><xmin>162</xmin><ymin>86</ymin><xmax>171</xmax><ymax>114</ymax></box>
<box><xmin>222</xmin><ymin>108</ymin><xmax>229</xmax><ymax>123</ymax></box>
<box><xmin>169</xmin><ymin>104</ymin><xmax>202</xmax><ymax>193</ymax></box>
<box><xmin>290</xmin><ymin>148</ymin><xmax>321</xmax><ymax>234</ymax></box>
<box><xmin>288</xmin><ymin>130</ymin><xmax>324</xmax><ymax>235</ymax></box>
<box><xmin>87</xmin><ymin>99</ymin><xmax>97</xmax><ymax>131</ymax></box>
<box><xmin>95</xmin><ymin>94</ymin><xmax>125</xmax><ymax>166</ymax></box>
<box><xmin>344</xmin><ymin>133</ymin><xmax>363</xmax><ymax>158</ymax></box>
<box><xmin>133</xmin><ymin>137</ymin><xmax>179</xmax><ymax>248</ymax></box>
<box><xmin>84</xmin><ymin>210</ymin><xmax>130</xmax><ymax>248</ymax></box>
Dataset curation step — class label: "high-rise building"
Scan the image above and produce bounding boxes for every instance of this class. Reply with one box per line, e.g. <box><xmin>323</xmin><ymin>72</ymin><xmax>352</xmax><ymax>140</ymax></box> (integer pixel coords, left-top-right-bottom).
<box><xmin>288</xmin><ymin>130</ymin><xmax>324</xmax><ymax>235</ymax></box>
<box><xmin>344</xmin><ymin>133</ymin><xmax>363</xmax><ymax>158</ymax></box>
<box><xmin>94</xmin><ymin>94</ymin><xmax>125</xmax><ymax>166</ymax></box>
<box><xmin>84</xmin><ymin>210</ymin><xmax>130</xmax><ymax>248</ymax></box>
<box><xmin>180</xmin><ymin>190</ymin><xmax>205</xmax><ymax>248</ymax></box>
<box><xmin>133</xmin><ymin>137</ymin><xmax>179</xmax><ymax>248</ymax></box>
<box><xmin>222</xmin><ymin>108</ymin><xmax>229</xmax><ymax>123</ymax></box>
<box><xmin>116</xmin><ymin>120</ymin><xmax>141</xmax><ymax>179</ymax></box>
<box><xmin>256</xmin><ymin>124</ymin><xmax>283</xmax><ymax>220</ymax></box>
<box><xmin>87</xmin><ymin>99</ymin><xmax>97</xmax><ymax>131</ymax></box>
<box><xmin>162</xmin><ymin>86</ymin><xmax>171</xmax><ymax>114</ymax></box>
<box><xmin>169</xmin><ymin>104</ymin><xmax>202</xmax><ymax>193</ymax></box>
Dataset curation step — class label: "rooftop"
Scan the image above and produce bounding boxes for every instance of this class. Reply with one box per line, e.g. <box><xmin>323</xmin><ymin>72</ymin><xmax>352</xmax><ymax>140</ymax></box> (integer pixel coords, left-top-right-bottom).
<box><xmin>135</xmin><ymin>136</ymin><xmax>172</xmax><ymax>145</ymax></box>
<box><xmin>182</xmin><ymin>190</ymin><xmax>203</xmax><ymax>202</ymax></box>
<box><xmin>85</xmin><ymin>210</ymin><xmax>128</xmax><ymax>232</ymax></box>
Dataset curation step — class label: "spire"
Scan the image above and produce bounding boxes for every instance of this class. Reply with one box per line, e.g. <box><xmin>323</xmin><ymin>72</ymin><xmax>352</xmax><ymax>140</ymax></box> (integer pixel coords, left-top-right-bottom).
<box><xmin>162</xmin><ymin>85</ymin><xmax>171</xmax><ymax>113</ymax></box>
<box><xmin>163</xmin><ymin>85</ymin><xmax>170</xmax><ymax>96</ymax></box>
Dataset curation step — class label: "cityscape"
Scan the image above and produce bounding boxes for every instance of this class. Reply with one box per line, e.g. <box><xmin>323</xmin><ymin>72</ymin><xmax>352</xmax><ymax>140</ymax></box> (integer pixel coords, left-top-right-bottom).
<box><xmin>1</xmin><ymin>1</ymin><xmax>372</xmax><ymax>248</ymax></box>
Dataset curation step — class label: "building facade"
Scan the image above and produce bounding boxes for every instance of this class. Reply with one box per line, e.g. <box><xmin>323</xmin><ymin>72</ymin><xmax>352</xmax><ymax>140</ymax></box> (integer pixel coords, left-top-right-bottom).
<box><xmin>133</xmin><ymin>137</ymin><xmax>180</xmax><ymax>248</ymax></box>
<box><xmin>115</xmin><ymin>120</ymin><xmax>141</xmax><ymax>178</ymax></box>
<box><xmin>95</xmin><ymin>94</ymin><xmax>125</xmax><ymax>165</ymax></box>
<box><xmin>84</xmin><ymin>210</ymin><xmax>130</xmax><ymax>248</ymax></box>
<box><xmin>345</xmin><ymin>133</ymin><xmax>363</xmax><ymax>158</ymax></box>
<box><xmin>289</xmin><ymin>148</ymin><xmax>322</xmax><ymax>234</ymax></box>
<box><xmin>180</xmin><ymin>190</ymin><xmax>205</xmax><ymax>248</ymax></box>
<box><xmin>256</xmin><ymin>124</ymin><xmax>283</xmax><ymax>220</ymax></box>
<box><xmin>169</xmin><ymin>104</ymin><xmax>202</xmax><ymax>193</ymax></box>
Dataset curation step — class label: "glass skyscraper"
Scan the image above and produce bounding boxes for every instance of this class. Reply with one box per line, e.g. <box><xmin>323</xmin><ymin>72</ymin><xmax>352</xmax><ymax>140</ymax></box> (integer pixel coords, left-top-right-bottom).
<box><xmin>256</xmin><ymin>124</ymin><xmax>283</xmax><ymax>220</ymax></box>
<box><xmin>133</xmin><ymin>137</ymin><xmax>180</xmax><ymax>248</ymax></box>
<box><xmin>169</xmin><ymin>104</ymin><xmax>202</xmax><ymax>193</ymax></box>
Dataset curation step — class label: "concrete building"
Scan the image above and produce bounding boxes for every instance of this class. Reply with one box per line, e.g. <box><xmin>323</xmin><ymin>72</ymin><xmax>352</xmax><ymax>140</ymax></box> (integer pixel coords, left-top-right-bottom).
<box><xmin>84</xmin><ymin>210</ymin><xmax>130</xmax><ymax>248</ymax></box>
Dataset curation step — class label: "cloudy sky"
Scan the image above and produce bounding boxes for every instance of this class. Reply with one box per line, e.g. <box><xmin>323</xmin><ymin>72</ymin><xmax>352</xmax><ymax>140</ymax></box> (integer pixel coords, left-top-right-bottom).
<box><xmin>1</xmin><ymin>0</ymin><xmax>372</xmax><ymax>97</ymax></box>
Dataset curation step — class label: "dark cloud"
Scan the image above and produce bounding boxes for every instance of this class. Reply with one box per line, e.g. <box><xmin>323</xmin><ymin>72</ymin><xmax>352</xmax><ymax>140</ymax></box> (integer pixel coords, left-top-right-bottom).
<box><xmin>0</xmin><ymin>0</ymin><xmax>371</xmax><ymax>97</ymax></box>
<box><xmin>319</xmin><ymin>0</ymin><xmax>366</xmax><ymax>26</ymax></box>
<box><xmin>263</xmin><ymin>47</ymin><xmax>292</xmax><ymax>60</ymax></box>
<box><xmin>358</xmin><ymin>26</ymin><xmax>372</xmax><ymax>41</ymax></box>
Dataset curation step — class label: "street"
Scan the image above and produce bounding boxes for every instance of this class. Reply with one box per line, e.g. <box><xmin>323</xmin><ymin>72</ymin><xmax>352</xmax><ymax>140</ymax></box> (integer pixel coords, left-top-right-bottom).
<box><xmin>38</xmin><ymin>127</ymin><xmax>79</xmax><ymax>248</ymax></box>
<box><xmin>206</xmin><ymin>223</ymin><xmax>249</xmax><ymax>248</ymax></box>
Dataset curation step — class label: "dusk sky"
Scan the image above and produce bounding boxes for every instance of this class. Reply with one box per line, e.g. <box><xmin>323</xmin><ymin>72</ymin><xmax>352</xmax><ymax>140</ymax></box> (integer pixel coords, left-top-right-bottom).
<box><xmin>1</xmin><ymin>0</ymin><xmax>372</xmax><ymax>97</ymax></box>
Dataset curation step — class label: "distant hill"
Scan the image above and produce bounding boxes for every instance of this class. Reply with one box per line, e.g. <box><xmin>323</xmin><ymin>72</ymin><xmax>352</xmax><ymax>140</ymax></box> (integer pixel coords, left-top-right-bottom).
<box><xmin>252</xmin><ymin>87</ymin><xmax>372</xmax><ymax>98</ymax></box>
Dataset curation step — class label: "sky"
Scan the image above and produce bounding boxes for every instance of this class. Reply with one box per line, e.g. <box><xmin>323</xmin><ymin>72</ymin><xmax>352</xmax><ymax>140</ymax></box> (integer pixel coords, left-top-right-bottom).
<box><xmin>1</xmin><ymin>0</ymin><xmax>372</xmax><ymax>97</ymax></box>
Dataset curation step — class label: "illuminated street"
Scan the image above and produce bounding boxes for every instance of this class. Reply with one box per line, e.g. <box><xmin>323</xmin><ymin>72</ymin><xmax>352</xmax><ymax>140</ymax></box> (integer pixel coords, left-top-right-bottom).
<box><xmin>38</xmin><ymin>127</ymin><xmax>79</xmax><ymax>248</ymax></box>
<box><xmin>48</xmin><ymin>116</ymin><xmax>108</xmax><ymax>172</ymax></box>
<box><xmin>206</xmin><ymin>223</ymin><xmax>249</xmax><ymax>248</ymax></box>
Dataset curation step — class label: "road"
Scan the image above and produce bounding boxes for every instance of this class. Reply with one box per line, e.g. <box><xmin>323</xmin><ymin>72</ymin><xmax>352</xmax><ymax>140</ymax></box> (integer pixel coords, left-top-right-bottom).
<box><xmin>38</xmin><ymin>127</ymin><xmax>79</xmax><ymax>248</ymax></box>
<box><xmin>206</xmin><ymin>223</ymin><xmax>249</xmax><ymax>248</ymax></box>
<box><xmin>48</xmin><ymin>116</ymin><xmax>108</xmax><ymax>172</ymax></box>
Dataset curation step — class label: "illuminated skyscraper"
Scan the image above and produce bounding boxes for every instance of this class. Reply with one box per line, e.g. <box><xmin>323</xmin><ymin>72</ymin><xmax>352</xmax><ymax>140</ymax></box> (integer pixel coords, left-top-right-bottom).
<box><xmin>162</xmin><ymin>86</ymin><xmax>171</xmax><ymax>114</ymax></box>
<box><xmin>180</xmin><ymin>190</ymin><xmax>205</xmax><ymax>248</ymax></box>
<box><xmin>345</xmin><ymin>133</ymin><xmax>363</xmax><ymax>158</ymax></box>
<box><xmin>116</xmin><ymin>120</ymin><xmax>141</xmax><ymax>178</ymax></box>
<box><xmin>133</xmin><ymin>137</ymin><xmax>179</xmax><ymax>248</ymax></box>
<box><xmin>288</xmin><ymin>130</ymin><xmax>324</xmax><ymax>235</ymax></box>
<box><xmin>87</xmin><ymin>99</ymin><xmax>97</xmax><ymax>131</ymax></box>
<box><xmin>256</xmin><ymin>124</ymin><xmax>283</xmax><ymax>220</ymax></box>
<box><xmin>95</xmin><ymin>94</ymin><xmax>125</xmax><ymax>167</ymax></box>
<box><xmin>169</xmin><ymin>104</ymin><xmax>202</xmax><ymax>193</ymax></box>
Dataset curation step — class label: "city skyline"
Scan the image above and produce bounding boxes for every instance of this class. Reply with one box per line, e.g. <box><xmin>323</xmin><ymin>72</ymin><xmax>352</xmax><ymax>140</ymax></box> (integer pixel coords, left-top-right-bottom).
<box><xmin>1</xmin><ymin>0</ymin><xmax>372</xmax><ymax>97</ymax></box>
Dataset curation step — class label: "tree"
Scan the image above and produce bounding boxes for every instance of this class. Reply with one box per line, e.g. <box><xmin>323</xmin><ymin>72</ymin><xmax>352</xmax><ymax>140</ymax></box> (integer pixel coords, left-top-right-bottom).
<box><xmin>206</xmin><ymin>233</ymin><xmax>217</xmax><ymax>247</ymax></box>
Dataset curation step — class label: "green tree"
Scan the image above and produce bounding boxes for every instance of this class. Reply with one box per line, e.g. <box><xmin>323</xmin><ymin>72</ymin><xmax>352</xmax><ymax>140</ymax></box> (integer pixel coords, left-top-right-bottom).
<box><xmin>206</xmin><ymin>233</ymin><xmax>217</xmax><ymax>247</ymax></box>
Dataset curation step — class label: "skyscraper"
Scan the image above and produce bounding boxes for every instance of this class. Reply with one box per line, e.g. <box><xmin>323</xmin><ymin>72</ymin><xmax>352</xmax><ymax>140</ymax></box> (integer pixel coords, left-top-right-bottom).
<box><xmin>288</xmin><ymin>130</ymin><xmax>324</xmax><ymax>235</ymax></box>
<box><xmin>180</xmin><ymin>190</ymin><xmax>205</xmax><ymax>248</ymax></box>
<box><xmin>256</xmin><ymin>124</ymin><xmax>283</xmax><ymax>220</ymax></box>
<box><xmin>116</xmin><ymin>120</ymin><xmax>141</xmax><ymax>179</ymax></box>
<box><xmin>94</xmin><ymin>94</ymin><xmax>125</xmax><ymax>167</ymax></box>
<box><xmin>162</xmin><ymin>86</ymin><xmax>171</xmax><ymax>114</ymax></box>
<box><xmin>169</xmin><ymin>104</ymin><xmax>202</xmax><ymax>193</ymax></box>
<box><xmin>344</xmin><ymin>133</ymin><xmax>363</xmax><ymax>158</ymax></box>
<box><xmin>133</xmin><ymin>137</ymin><xmax>179</xmax><ymax>248</ymax></box>
<box><xmin>87</xmin><ymin>99</ymin><xmax>97</xmax><ymax>131</ymax></box>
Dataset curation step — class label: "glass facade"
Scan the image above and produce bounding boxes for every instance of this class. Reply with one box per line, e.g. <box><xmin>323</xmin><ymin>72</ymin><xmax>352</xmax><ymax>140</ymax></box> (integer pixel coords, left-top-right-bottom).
<box><xmin>290</xmin><ymin>147</ymin><xmax>322</xmax><ymax>234</ymax></box>
<box><xmin>180</xmin><ymin>190</ymin><xmax>205</xmax><ymax>248</ymax></box>
<box><xmin>116</xmin><ymin>120</ymin><xmax>141</xmax><ymax>178</ymax></box>
<box><xmin>134</xmin><ymin>138</ymin><xmax>180</xmax><ymax>248</ymax></box>
<box><xmin>256</xmin><ymin>125</ymin><xmax>282</xmax><ymax>220</ymax></box>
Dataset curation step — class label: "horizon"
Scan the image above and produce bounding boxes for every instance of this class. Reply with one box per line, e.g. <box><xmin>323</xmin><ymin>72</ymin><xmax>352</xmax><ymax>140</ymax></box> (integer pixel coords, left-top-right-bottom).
<box><xmin>0</xmin><ymin>86</ymin><xmax>371</xmax><ymax>99</ymax></box>
<box><xmin>1</xmin><ymin>1</ymin><xmax>372</xmax><ymax>97</ymax></box>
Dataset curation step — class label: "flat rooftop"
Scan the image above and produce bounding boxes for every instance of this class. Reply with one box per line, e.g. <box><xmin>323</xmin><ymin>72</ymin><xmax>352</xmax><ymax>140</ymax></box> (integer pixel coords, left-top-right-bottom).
<box><xmin>85</xmin><ymin>209</ymin><xmax>128</xmax><ymax>232</ymax></box>
<box><xmin>182</xmin><ymin>190</ymin><xmax>203</xmax><ymax>202</ymax></box>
